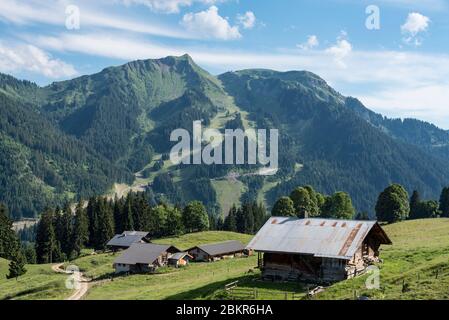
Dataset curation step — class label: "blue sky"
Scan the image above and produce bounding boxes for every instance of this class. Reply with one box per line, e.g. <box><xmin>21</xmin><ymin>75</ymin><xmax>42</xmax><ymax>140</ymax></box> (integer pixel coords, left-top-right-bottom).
<box><xmin>1</xmin><ymin>0</ymin><xmax>449</xmax><ymax>127</ymax></box>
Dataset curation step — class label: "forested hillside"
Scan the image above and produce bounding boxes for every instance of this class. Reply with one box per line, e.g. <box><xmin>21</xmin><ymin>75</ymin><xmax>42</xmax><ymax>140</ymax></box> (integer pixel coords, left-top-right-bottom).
<box><xmin>2</xmin><ymin>55</ymin><xmax>449</xmax><ymax>218</ymax></box>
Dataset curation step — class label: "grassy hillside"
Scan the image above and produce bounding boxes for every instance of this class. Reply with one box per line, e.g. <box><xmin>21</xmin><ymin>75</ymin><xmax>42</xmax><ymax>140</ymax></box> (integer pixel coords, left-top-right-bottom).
<box><xmin>82</xmin><ymin>219</ymin><xmax>449</xmax><ymax>300</ymax></box>
<box><xmin>0</xmin><ymin>258</ymin><xmax>71</xmax><ymax>300</ymax></box>
<box><xmin>4</xmin><ymin>220</ymin><xmax>449</xmax><ymax>300</ymax></box>
<box><xmin>316</xmin><ymin>218</ymin><xmax>449</xmax><ymax>300</ymax></box>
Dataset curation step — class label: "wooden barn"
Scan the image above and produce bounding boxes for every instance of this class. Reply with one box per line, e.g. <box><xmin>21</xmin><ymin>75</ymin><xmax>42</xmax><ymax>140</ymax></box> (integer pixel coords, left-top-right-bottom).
<box><xmin>107</xmin><ymin>231</ymin><xmax>150</xmax><ymax>251</ymax></box>
<box><xmin>168</xmin><ymin>252</ymin><xmax>193</xmax><ymax>268</ymax></box>
<box><xmin>246</xmin><ymin>217</ymin><xmax>392</xmax><ymax>283</ymax></box>
<box><xmin>113</xmin><ymin>243</ymin><xmax>180</xmax><ymax>274</ymax></box>
<box><xmin>187</xmin><ymin>240</ymin><xmax>246</xmax><ymax>262</ymax></box>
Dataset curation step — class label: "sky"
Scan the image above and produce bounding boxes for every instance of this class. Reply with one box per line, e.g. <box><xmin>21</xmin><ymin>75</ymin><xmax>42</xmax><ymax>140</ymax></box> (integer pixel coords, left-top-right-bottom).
<box><xmin>1</xmin><ymin>0</ymin><xmax>449</xmax><ymax>128</ymax></box>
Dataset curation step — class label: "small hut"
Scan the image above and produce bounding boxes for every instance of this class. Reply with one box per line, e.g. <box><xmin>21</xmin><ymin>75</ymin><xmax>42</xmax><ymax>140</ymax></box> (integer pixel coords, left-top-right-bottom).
<box><xmin>188</xmin><ymin>240</ymin><xmax>246</xmax><ymax>262</ymax></box>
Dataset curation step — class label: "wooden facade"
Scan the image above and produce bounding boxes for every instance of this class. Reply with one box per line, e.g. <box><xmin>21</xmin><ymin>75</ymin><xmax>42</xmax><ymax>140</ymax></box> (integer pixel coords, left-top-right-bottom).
<box><xmin>248</xmin><ymin>218</ymin><xmax>392</xmax><ymax>283</ymax></box>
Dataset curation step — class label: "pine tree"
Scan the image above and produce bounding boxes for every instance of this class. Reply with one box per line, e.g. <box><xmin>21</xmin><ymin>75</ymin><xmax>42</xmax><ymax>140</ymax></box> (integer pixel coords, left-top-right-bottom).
<box><xmin>60</xmin><ymin>204</ymin><xmax>74</xmax><ymax>258</ymax></box>
<box><xmin>7</xmin><ymin>249</ymin><xmax>27</xmax><ymax>280</ymax></box>
<box><xmin>242</xmin><ymin>203</ymin><xmax>255</xmax><ymax>234</ymax></box>
<box><xmin>113</xmin><ymin>197</ymin><xmax>124</xmax><ymax>234</ymax></box>
<box><xmin>35</xmin><ymin>210</ymin><xmax>58</xmax><ymax>264</ymax></box>
<box><xmin>72</xmin><ymin>201</ymin><xmax>89</xmax><ymax>256</ymax></box>
<box><xmin>224</xmin><ymin>205</ymin><xmax>238</xmax><ymax>232</ymax></box>
<box><xmin>439</xmin><ymin>187</ymin><xmax>449</xmax><ymax>217</ymax></box>
<box><xmin>95</xmin><ymin>198</ymin><xmax>115</xmax><ymax>250</ymax></box>
<box><xmin>409</xmin><ymin>190</ymin><xmax>421</xmax><ymax>219</ymax></box>
<box><xmin>0</xmin><ymin>203</ymin><xmax>19</xmax><ymax>260</ymax></box>
<box><xmin>122</xmin><ymin>196</ymin><xmax>134</xmax><ymax>232</ymax></box>
<box><xmin>86</xmin><ymin>197</ymin><xmax>99</xmax><ymax>247</ymax></box>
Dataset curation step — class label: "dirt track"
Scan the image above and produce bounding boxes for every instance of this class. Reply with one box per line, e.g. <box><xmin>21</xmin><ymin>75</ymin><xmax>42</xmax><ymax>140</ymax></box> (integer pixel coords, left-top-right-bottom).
<box><xmin>52</xmin><ymin>263</ymin><xmax>90</xmax><ymax>300</ymax></box>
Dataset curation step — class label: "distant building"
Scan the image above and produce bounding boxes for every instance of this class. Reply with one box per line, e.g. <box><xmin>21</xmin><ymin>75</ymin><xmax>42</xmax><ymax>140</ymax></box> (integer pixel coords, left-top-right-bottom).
<box><xmin>113</xmin><ymin>243</ymin><xmax>180</xmax><ymax>274</ymax></box>
<box><xmin>187</xmin><ymin>240</ymin><xmax>247</xmax><ymax>262</ymax></box>
<box><xmin>246</xmin><ymin>217</ymin><xmax>392</xmax><ymax>282</ymax></box>
<box><xmin>107</xmin><ymin>231</ymin><xmax>150</xmax><ymax>251</ymax></box>
<box><xmin>168</xmin><ymin>252</ymin><xmax>193</xmax><ymax>268</ymax></box>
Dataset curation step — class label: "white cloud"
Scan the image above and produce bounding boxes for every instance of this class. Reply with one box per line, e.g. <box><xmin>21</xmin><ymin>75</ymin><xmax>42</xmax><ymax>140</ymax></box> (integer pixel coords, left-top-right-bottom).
<box><xmin>401</xmin><ymin>12</ymin><xmax>430</xmax><ymax>46</ymax></box>
<box><xmin>120</xmin><ymin>0</ymin><xmax>192</xmax><ymax>14</ymax></box>
<box><xmin>120</xmin><ymin>0</ymin><xmax>226</xmax><ymax>14</ymax></box>
<box><xmin>326</xmin><ymin>32</ymin><xmax>352</xmax><ymax>67</ymax></box>
<box><xmin>401</xmin><ymin>12</ymin><xmax>430</xmax><ymax>35</ymax></box>
<box><xmin>25</xmin><ymin>30</ymin><xmax>449</xmax><ymax>128</ymax></box>
<box><xmin>0</xmin><ymin>0</ymin><xmax>191</xmax><ymax>39</ymax></box>
<box><xmin>0</xmin><ymin>43</ymin><xmax>77</xmax><ymax>78</ymax></box>
<box><xmin>237</xmin><ymin>11</ymin><xmax>256</xmax><ymax>29</ymax></box>
<box><xmin>297</xmin><ymin>35</ymin><xmax>319</xmax><ymax>50</ymax></box>
<box><xmin>181</xmin><ymin>6</ymin><xmax>241</xmax><ymax>40</ymax></box>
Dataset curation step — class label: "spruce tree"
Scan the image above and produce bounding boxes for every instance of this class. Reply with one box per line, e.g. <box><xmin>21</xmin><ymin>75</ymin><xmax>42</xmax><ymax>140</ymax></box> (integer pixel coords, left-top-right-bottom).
<box><xmin>72</xmin><ymin>201</ymin><xmax>89</xmax><ymax>256</ymax></box>
<box><xmin>35</xmin><ymin>210</ymin><xmax>58</xmax><ymax>264</ymax></box>
<box><xmin>113</xmin><ymin>197</ymin><xmax>124</xmax><ymax>234</ymax></box>
<box><xmin>7</xmin><ymin>249</ymin><xmax>27</xmax><ymax>280</ymax></box>
<box><xmin>0</xmin><ymin>203</ymin><xmax>19</xmax><ymax>260</ymax></box>
<box><xmin>439</xmin><ymin>187</ymin><xmax>449</xmax><ymax>217</ymax></box>
<box><xmin>95</xmin><ymin>198</ymin><xmax>115</xmax><ymax>250</ymax></box>
<box><xmin>122</xmin><ymin>196</ymin><xmax>134</xmax><ymax>232</ymax></box>
<box><xmin>409</xmin><ymin>190</ymin><xmax>421</xmax><ymax>219</ymax></box>
<box><xmin>224</xmin><ymin>205</ymin><xmax>238</xmax><ymax>232</ymax></box>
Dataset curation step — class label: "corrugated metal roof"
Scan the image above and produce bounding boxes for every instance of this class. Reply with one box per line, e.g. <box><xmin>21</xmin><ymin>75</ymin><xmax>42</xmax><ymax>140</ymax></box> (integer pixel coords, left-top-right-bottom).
<box><xmin>191</xmin><ymin>240</ymin><xmax>246</xmax><ymax>256</ymax></box>
<box><xmin>114</xmin><ymin>243</ymin><xmax>177</xmax><ymax>265</ymax></box>
<box><xmin>123</xmin><ymin>231</ymin><xmax>149</xmax><ymax>237</ymax></box>
<box><xmin>246</xmin><ymin>217</ymin><xmax>386</xmax><ymax>260</ymax></box>
<box><xmin>169</xmin><ymin>252</ymin><xmax>191</xmax><ymax>261</ymax></box>
<box><xmin>107</xmin><ymin>231</ymin><xmax>149</xmax><ymax>248</ymax></box>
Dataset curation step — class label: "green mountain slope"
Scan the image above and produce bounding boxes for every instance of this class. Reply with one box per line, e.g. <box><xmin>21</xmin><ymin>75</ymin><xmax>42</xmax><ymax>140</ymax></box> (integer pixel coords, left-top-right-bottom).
<box><xmin>219</xmin><ymin>69</ymin><xmax>449</xmax><ymax>214</ymax></box>
<box><xmin>0</xmin><ymin>90</ymin><xmax>132</xmax><ymax>219</ymax></box>
<box><xmin>2</xmin><ymin>55</ymin><xmax>449</xmax><ymax>218</ymax></box>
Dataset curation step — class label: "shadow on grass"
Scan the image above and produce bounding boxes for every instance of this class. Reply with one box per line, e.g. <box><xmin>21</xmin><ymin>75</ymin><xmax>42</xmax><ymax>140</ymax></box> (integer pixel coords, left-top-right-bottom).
<box><xmin>164</xmin><ymin>274</ymin><xmax>309</xmax><ymax>300</ymax></box>
<box><xmin>164</xmin><ymin>275</ymin><xmax>250</xmax><ymax>300</ymax></box>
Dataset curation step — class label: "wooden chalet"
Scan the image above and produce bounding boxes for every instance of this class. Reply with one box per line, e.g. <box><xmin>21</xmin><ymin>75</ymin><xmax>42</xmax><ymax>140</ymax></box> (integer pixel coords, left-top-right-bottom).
<box><xmin>187</xmin><ymin>240</ymin><xmax>246</xmax><ymax>262</ymax></box>
<box><xmin>107</xmin><ymin>231</ymin><xmax>150</xmax><ymax>251</ymax></box>
<box><xmin>113</xmin><ymin>243</ymin><xmax>180</xmax><ymax>274</ymax></box>
<box><xmin>168</xmin><ymin>252</ymin><xmax>193</xmax><ymax>268</ymax></box>
<box><xmin>246</xmin><ymin>217</ymin><xmax>392</xmax><ymax>282</ymax></box>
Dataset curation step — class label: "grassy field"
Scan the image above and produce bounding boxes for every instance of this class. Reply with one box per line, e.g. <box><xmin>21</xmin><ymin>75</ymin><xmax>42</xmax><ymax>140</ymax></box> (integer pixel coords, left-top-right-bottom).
<box><xmin>212</xmin><ymin>180</ymin><xmax>246</xmax><ymax>217</ymax></box>
<box><xmin>3</xmin><ymin>219</ymin><xmax>449</xmax><ymax>300</ymax></box>
<box><xmin>0</xmin><ymin>258</ymin><xmax>71</xmax><ymax>300</ymax></box>
<box><xmin>315</xmin><ymin>218</ymin><xmax>449</xmax><ymax>300</ymax></box>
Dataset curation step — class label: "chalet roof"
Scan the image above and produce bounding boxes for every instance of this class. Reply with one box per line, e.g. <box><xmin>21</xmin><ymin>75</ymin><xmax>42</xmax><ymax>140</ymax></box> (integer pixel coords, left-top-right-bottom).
<box><xmin>107</xmin><ymin>231</ymin><xmax>149</xmax><ymax>248</ymax></box>
<box><xmin>168</xmin><ymin>252</ymin><xmax>192</xmax><ymax>261</ymax></box>
<box><xmin>246</xmin><ymin>217</ymin><xmax>392</xmax><ymax>260</ymax></box>
<box><xmin>114</xmin><ymin>243</ymin><xmax>179</xmax><ymax>265</ymax></box>
<box><xmin>189</xmin><ymin>240</ymin><xmax>246</xmax><ymax>257</ymax></box>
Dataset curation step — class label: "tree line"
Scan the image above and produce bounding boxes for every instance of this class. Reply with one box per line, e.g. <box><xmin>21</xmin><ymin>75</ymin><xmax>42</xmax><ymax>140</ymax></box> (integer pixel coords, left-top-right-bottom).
<box><xmin>0</xmin><ymin>204</ymin><xmax>27</xmax><ymax>279</ymax></box>
<box><xmin>33</xmin><ymin>192</ymin><xmax>212</xmax><ymax>264</ymax></box>
<box><xmin>375</xmin><ymin>184</ymin><xmax>449</xmax><ymax>223</ymax></box>
<box><xmin>270</xmin><ymin>185</ymin><xmax>356</xmax><ymax>220</ymax></box>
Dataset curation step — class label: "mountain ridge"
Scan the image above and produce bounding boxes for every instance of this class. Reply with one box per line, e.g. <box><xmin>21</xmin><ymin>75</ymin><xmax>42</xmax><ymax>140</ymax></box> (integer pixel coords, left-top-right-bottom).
<box><xmin>1</xmin><ymin>55</ymin><xmax>449</xmax><ymax>218</ymax></box>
